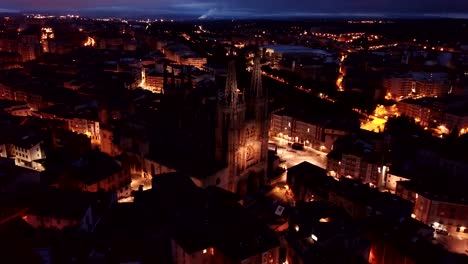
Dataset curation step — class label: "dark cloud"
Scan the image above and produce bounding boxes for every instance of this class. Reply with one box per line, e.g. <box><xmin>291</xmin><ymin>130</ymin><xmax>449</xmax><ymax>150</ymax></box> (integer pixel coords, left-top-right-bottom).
<box><xmin>2</xmin><ymin>0</ymin><xmax>468</xmax><ymax>15</ymax></box>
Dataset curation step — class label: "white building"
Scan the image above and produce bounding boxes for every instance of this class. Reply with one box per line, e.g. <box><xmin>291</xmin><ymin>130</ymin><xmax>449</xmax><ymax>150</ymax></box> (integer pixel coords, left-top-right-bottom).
<box><xmin>384</xmin><ymin>173</ymin><xmax>410</xmax><ymax>193</ymax></box>
<box><xmin>163</xmin><ymin>43</ymin><xmax>207</xmax><ymax>69</ymax></box>
<box><xmin>13</xmin><ymin>136</ymin><xmax>46</xmax><ymax>172</ymax></box>
<box><xmin>384</xmin><ymin>72</ymin><xmax>451</xmax><ymax>99</ymax></box>
<box><xmin>0</xmin><ymin>143</ymin><xmax>7</xmax><ymax>158</ymax></box>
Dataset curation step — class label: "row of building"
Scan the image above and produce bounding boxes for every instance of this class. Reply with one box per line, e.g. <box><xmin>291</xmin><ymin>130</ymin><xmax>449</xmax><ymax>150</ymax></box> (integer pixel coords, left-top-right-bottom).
<box><xmin>0</xmin><ymin>170</ymin><xmax>282</xmax><ymax>263</ymax></box>
<box><xmin>0</xmin><ymin>111</ymin><xmax>132</xmax><ymax>197</ymax></box>
<box><xmin>397</xmin><ymin>96</ymin><xmax>468</xmax><ymax>133</ymax></box>
<box><xmin>286</xmin><ymin>160</ymin><xmax>468</xmax><ymax>262</ymax></box>
<box><xmin>315</xmin><ymin>126</ymin><xmax>468</xmax><ymax>255</ymax></box>
<box><xmin>383</xmin><ymin>72</ymin><xmax>452</xmax><ymax>99</ymax></box>
<box><xmin>269</xmin><ymin>107</ymin><xmax>360</xmax><ymax>152</ymax></box>
<box><xmin>162</xmin><ymin>42</ymin><xmax>207</xmax><ymax>69</ymax></box>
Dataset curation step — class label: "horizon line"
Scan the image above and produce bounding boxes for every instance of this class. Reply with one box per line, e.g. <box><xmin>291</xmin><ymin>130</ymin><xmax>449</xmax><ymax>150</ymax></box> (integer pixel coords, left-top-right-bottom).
<box><xmin>1</xmin><ymin>8</ymin><xmax>468</xmax><ymax>20</ymax></box>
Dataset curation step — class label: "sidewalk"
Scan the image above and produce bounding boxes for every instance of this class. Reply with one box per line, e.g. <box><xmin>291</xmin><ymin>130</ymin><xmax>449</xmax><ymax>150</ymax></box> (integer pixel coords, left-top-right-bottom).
<box><xmin>269</xmin><ymin>136</ymin><xmax>327</xmax><ymax>169</ymax></box>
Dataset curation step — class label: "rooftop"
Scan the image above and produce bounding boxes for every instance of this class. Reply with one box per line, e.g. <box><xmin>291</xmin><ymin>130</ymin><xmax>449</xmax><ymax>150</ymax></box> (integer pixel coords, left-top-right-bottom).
<box><xmin>14</xmin><ymin>135</ymin><xmax>42</xmax><ymax>149</ymax></box>
<box><xmin>364</xmin><ymin>216</ymin><xmax>467</xmax><ymax>264</ymax></box>
<box><xmin>327</xmin><ymin>135</ymin><xmax>382</xmax><ymax>163</ymax></box>
<box><xmin>410</xmin><ymin>71</ymin><xmax>449</xmax><ymax>82</ymax></box>
<box><xmin>70</xmin><ymin>151</ymin><xmax>122</xmax><ymax>185</ymax></box>
<box><xmin>27</xmin><ymin>188</ymin><xmax>99</xmax><ymax>220</ymax></box>
<box><xmin>264</xmin><ymin>45</ymin><xmax>331</xmax><ymax>56</ymax></box>
<box><xmin>93</xmin><ymin>202</ymin><xmax>170</xmax><ymax>263</ymax></box>
<box><xmin>332</xmin><ymin>178</ymin><xmax>413</xmax><ymax>219</ymax></box>
<box><xmin>290</xmin><ymin>201</ymin><xmax>352</xmax><ymax>238</ymax></box>
<box><xmin>399</xmin><ymin>95</ymin><xmax>467</xmax><ymax>109</ymax></box>
<box><xmin>147</xmin><ymin>173</ymin><xmax>279</xmax><ymax>261</ymax></box>
<box><xmin>398</xmin><ymin>180</ymin><xmax>468</xmax><ymax>205</ymax></box>
<box><xmin>288</xmin><ymin>161</ymin><xmax>328</xmax><ymax>179</ymax></box>
<box><xmin>275</xmin><ymin>107</ymin><xmax>360</xmax><ymax>132</ymax></box>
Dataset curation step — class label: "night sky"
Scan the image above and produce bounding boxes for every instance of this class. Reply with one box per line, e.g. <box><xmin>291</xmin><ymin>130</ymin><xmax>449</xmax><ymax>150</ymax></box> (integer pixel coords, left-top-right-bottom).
<box><xmin>1</xmin><ymin>0</ymin><xmax>468</xmax><ymax>17</ymax></box>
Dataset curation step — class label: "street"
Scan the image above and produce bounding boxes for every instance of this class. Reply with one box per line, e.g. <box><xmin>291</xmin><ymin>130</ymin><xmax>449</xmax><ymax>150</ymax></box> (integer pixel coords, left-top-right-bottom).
<box><xmin>130</xmin><ymin>175</ymin><xmax>152</xmax><ymax>191</ymax></box>
<box><xmin>270</xmin><ymin>136</ymin><xmax>327</xmax><ymax>170</ymax></box>
<box><xmin>118</xmin><ymin>174</ymin><xmax>152</xmax><ymax>203</ymax></box>
<box><xmin>434</xmin><ymin>233</ymin><xmax>468</xmax><ymax>255</ymax></box>
<box><xmin>361</xmin><ymin>104</ymin><xmax>398</xmax><ymax>133</ymax></box>
<box><xmin>361</xmin><ymin>116</ymin><xmax>386</xmax><ymax>132</ymax></box>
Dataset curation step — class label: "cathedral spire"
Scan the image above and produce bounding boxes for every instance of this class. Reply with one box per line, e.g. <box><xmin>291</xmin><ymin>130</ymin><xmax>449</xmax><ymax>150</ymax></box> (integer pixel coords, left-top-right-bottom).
<box><xmin>224</xmin><ymin>59</ymin><xmax>239</xmax><ymax>107</ymax></box>
<box><xmin>250</xmin><ymin>55</ymin><xmax>263</xmax><ymax>98</ymax></box>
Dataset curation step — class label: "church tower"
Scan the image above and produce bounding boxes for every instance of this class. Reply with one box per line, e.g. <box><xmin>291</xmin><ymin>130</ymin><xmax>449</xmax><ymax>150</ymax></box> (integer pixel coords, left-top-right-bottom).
<box><xmin>250</xmin><ymin>55</ymin><xmax>269</xmax><ymax>176</ymax></box>
<box><xmin>214</xmin><ymin>54</ymin><xmax>268</xmax><ymax>195</ymax></box>
<box><xmin>215</xmin><ymin>58</ymin><xmax>246</xmax><ymax>192</ymax></box>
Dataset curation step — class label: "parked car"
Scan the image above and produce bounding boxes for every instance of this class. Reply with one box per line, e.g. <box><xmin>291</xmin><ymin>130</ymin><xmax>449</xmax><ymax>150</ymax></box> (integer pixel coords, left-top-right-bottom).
<box><xmin>291</xmin><ymin>142</ymin><xmax>304</xmax><ymax>151</ymax></box>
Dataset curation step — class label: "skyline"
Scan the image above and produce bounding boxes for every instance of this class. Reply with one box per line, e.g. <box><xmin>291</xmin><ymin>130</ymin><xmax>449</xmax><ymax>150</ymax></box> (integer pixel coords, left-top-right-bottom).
<box><xmin>0</xmin><ymin>5</ymin><xmax>467</xmax><ymax>263</ymax></box>
<box><xmin>1</xmin><ymin>0</ymin><xmax>468</xmax><ymax>19</ymax></box>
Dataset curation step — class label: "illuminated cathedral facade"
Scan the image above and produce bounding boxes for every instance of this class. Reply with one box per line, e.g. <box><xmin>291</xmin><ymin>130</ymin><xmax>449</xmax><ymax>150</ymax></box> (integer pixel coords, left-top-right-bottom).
<box><xmin>200</xmin><ymin>55</ymin><xmax>269</xmax><ymax>195</ymax></box>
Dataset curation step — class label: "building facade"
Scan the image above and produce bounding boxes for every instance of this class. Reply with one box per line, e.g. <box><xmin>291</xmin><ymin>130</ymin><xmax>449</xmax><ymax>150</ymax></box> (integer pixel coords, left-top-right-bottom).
<box><xmin>270</xmin><ymin>112</ymin><xmax>350</xmax><ymax>152</ymax></box>
<box><xmin>383</xmin><ymin>76</ymin><xmax>415</xmax><ymax>98</ymax></box>
<box><xmin>397</xmin><ymin>99</ymin><xmax>433</xmax><ymax>127</ymax></box>
<box><xmin>68</xmin><ymin>118</ymin><xmax>101</xmax><ymax>145</ymax></box>
<box><xmin>384</xmin><ymin>72</ymin><xmax>451</xmax><ymax>99</ymax></box>
<box><xmin>13</xmin><ymin>137</ymin><xmax>46</xmax><ymax>172</ymax></box>
<box><xmin>171</xmin><ymin>239</ymin><xmax>279</xmax><ymax>264</ymax></box>
<box><xmin>396</xmin><ymin>182</ymin><xmax>468</xmax><ymax>236</ymax></box>
<box><xmin>443</xmin><ymin>111</ymin><xmax>468</xmax><ymax>134</ymax></box>
<box><xmin>145</xmin><ymin>73</ymin><xmax>165</xmax><ymax>93</ymax></box>
<box><xmin>396</xmin><ymin>181</ymin><xmax>468</xmax><ymax>255</ymax></box>
<box><xmin>327</xmin><ymin>152</ymin><xmax>383</xmax><ymax>187</ymax></box>
<box><xmin>211</xmin><ymin>56</ymin><xmax>269</xmax><ymax>195</ymax></box>
<box><xmin>163</xmin><ymin>43</ymin><xmax>207</xmax><ymax>69</ymax></box>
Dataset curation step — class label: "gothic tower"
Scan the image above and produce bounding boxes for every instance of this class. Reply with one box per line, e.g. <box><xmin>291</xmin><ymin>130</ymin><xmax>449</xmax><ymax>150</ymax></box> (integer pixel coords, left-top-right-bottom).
<box><xmin>251</xmin><ymin>55</ymin><xmax>269</xmax><ymax>173</ymax></box>
<box><xmin>215</xmin><ymin>58</ymin><xmax>246</xmax><ymax>192</ymax></box>
<box><xmin>215</xmin><ymin>54</ymin><xmax>268</xmax><ymax>194</ymax></box>
<box><xmin>245</xmin><ymin>55</ymin><xmax>269</xmax><ymax>188</ymax></box>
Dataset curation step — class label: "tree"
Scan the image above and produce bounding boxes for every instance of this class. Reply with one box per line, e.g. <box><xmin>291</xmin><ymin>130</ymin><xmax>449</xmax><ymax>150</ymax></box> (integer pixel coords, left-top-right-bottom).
<box><xmin>447</xmin><ymin>126</ymin><xmax>459</xmax><ymax>141</ymax></box>
<box><xmin>385</xmin><ymin>115</ymin><xmax>424</xmax><ymax>138</ymax></box>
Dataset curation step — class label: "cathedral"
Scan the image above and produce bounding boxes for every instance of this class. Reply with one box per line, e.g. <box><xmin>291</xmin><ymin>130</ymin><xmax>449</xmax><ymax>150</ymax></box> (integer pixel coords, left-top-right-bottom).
<box><xmin>98</xmin><ymin>53</ymin><xmax>269</xmax><ymax>196</ymax></box>
<box><xmin>204</xmin><ymin>55</ymin><xmax>269</xmax><ymax>195</ymax></box>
